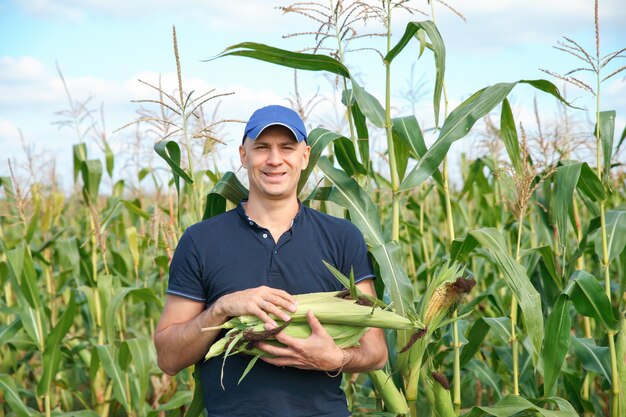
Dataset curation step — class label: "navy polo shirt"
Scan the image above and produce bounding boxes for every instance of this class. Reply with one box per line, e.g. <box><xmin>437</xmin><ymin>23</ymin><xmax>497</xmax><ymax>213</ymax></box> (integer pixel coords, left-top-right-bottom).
<box><xmin>167</xmin><ymin>201</ymin><xmax>375</xmax><ymax>417</ymax></box>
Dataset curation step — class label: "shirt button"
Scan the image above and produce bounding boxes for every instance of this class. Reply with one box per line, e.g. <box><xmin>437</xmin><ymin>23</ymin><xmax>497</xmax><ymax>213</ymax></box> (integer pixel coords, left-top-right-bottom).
<box><xmin>262</xmin><ymin>233</ymin><xmax>268</xmax><ymax>238</ymax></box>
<box><xmin>249</xmin><ymin>221</ymin><xmax>253</xmax><ymax>225</ymax></box>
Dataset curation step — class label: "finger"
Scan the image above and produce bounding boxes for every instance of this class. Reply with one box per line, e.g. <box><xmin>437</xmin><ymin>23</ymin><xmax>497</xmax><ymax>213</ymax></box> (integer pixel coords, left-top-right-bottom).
<box><xmin>262</xmin><ymin>301</ymin><xmax>292</xmax><ymax>322</ymax></box>
<box><xmin>256</xmin><ymin>341</ymin><xmax>293</xmax><ymax>357</ymax></box>
<box><xmin>255</xmin><ymin>308</ymin><xmax>278</xmax><ymax>329</ymax></box>
<box><xmin>265</xmin><ymin>291</ymin><xmax>298</xmax><ymax>313</ymax></box>
<box><xmin>272</xmin><ymin>328</ymin><xmax>299</xmax><ymax>346</ymax></box>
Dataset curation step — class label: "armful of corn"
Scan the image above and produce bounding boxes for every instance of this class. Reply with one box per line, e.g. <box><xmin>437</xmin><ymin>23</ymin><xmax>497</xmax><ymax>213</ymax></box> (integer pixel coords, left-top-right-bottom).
<box><xmin>201</xmin><ymin>290</ymin><xmax>423</xmax><ymax>383</ymax></box>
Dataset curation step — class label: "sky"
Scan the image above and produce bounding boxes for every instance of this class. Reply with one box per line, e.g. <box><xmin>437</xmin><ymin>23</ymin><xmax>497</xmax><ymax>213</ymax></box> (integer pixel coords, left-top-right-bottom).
<box><xmin>1</xmin><ymin>0</ymin><xmax>625</xmax><ymax>190</ymax></box>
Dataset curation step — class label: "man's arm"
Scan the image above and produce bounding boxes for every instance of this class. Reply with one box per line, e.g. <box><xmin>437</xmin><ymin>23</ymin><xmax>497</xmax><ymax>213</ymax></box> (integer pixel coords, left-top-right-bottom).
<box><xmin>154</xmin><ymin>287</ymin><xmax>298</xmax><ymax>376</ymax></box>
<box><xmin>257</xmin><ymin>279</ymin><xmax>388</xmax><ymax>373</ymax></box>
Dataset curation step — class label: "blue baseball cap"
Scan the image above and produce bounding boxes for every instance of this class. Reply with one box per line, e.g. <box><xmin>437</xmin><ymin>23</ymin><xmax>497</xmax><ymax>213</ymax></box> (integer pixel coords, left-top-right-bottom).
<box><xmin>243</xmin><ymin>105</ymin><xmax>307</xmax><ymax>144</ymax></box>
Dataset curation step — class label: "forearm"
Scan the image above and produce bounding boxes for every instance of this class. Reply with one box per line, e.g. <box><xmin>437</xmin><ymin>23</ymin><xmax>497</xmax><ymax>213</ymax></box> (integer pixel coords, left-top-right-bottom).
<box><xmin>155</xmin><ymin>304</ymin><xmax>226</xmax><ymax>375</ymax></box>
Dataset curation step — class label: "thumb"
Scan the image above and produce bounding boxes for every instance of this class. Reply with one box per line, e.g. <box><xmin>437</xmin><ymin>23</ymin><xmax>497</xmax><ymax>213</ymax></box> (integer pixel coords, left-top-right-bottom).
<box><xmin>306</xmin><ymin>309</ymin><xmax>325</xmax><ymax>335</ymax></box>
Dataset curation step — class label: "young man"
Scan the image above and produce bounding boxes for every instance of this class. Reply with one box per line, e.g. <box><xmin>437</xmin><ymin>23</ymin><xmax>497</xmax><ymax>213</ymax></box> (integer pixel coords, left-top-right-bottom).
<box><xmin>154</xmin><ymin>105</ymin><xmax>387</xmax><ymax>417</ymax></box>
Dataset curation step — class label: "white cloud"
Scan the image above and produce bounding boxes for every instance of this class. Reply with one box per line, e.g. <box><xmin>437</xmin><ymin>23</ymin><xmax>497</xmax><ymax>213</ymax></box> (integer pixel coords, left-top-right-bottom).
<box><xmin>0</xmin><ymin>56</ymin><xmax>47</xmax><ymax>83</ymax></box>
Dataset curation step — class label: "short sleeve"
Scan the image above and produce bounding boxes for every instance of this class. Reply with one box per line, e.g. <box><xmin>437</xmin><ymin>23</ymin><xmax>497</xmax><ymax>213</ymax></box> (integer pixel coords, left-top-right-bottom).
<box><xmin>167</xmin><ymin>229</ymin><xmax>206</xmax><ymax>302</ymax></box>
<box><xmin>341</xmin><ymin>222</ymin><xmax>375</xmax><ymax>283</ymax></box>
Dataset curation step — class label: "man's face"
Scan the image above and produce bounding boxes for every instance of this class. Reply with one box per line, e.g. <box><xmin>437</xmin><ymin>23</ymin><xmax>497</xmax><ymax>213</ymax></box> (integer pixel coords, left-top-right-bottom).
<box><xmin>239</xmin><ymin>125</ymin><xmax>310</xmax><ymax>201</ymax></box>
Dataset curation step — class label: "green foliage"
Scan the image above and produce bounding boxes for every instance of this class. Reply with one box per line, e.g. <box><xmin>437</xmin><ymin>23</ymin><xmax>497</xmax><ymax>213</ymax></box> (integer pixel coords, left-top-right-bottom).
<box><xmin>1</xmin><ymin>3</ymin><xmax>624</xmax><ymax>417</ymax></box>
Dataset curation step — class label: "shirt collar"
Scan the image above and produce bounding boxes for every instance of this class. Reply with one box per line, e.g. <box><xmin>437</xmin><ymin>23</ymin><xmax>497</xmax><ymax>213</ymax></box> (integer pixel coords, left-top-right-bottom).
<box><xmin>236</xmin><ymin>199</ymin><xmax>304</xmax><ymax>229</ymax></box>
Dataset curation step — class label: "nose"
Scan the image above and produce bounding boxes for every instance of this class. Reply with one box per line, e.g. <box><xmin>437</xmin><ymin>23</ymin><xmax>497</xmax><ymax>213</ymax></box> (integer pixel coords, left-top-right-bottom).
<box><xmin>266</xmin><ymin>146</ymin><xmax>282</xmax><ymax>165</ymax></box>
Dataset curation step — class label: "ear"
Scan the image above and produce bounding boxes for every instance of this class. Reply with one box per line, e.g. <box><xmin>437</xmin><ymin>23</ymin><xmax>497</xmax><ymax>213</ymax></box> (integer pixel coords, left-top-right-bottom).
<box><xmin>239</xmin><ymin>143</ymin><xmax>247</xmax><ymax>168</ymax></box>
<box><xmin>301</xmin><ymin>144</ymin><xmax>311</xmax><ymax>170</ymax></box>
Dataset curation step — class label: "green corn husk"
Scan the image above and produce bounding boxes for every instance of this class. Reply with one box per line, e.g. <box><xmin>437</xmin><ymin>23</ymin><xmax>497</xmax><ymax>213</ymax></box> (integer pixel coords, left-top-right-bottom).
<box><xmin>202</xmin><ymin>291</ymin><xmax>423</xmax><ymax>383</ymax></box>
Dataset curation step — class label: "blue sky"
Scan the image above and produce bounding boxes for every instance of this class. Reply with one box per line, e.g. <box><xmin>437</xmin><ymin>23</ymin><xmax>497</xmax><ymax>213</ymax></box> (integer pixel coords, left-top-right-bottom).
<box><xmin>1</xmin><ymin>0</ymin><xmax>625</xmax><ymax>188</ymax></box>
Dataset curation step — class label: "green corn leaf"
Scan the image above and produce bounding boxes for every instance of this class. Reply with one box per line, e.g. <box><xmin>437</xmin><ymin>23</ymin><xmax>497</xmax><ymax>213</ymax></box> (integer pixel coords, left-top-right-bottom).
<box><xmin>38</xmin><ymin>293</ymin><xmax>77</xmax><ymax>397</ymax></box>
<box><xmin>350</xmin><ymin>100</ymin><xmax>369</xmax><ymax>167</ymax></box>
<box><xmin>101</xmin><ymin>199</ymin><xmax>150</xmax><ymax>231</ymax></box>
<box><xmin>19</xmin><ymin>304</ymin><xmax>45</xmax><ymax>350</ymax></box>
<box><xmin>392</xmin><ymin>129</ymin><xmax>410</xmax><ymax>182</ymax></box>
<box><xmin>208</xmin><ymin>41</ymin><xmax>350</xmax><ymax>78</ymax></box>
<box><xmin>0</xmin><ymin>319</ymin><xmax>22</xmax><ymax>345</ymax></box>
<box><xmin>316</xmin><ymin>157</ymin><xmax>384</xmax><ymax>246</ymax></box>
<box><xmin>112</xmin><ymin>179</ymin><xmax>124</xmax><ymax>197</ymax></box>
<box><xmin>6</xmin><ymin>245</ymin><xmax>25</xmax><ymax>290</ymax></box>
<box><xmin>154</xmin><ymin>141</ymin><xmax>193</xmax><ymax>200</ymax></box>
<box><xmin>104</xmin><ymin>140</ymin><xmax>114</xmax><ymax>177</ymax></box>
<box><xmin>203</xmin><ymin>192</ymin><xmax>226</xmax><ymax>220</ymax></box>
<box><xmin>400</xmin><ymin>80</ymin><xmax>569</xmax><ymax>192</ymax></box>
<box><xmin>72</xmin><ymin>143</ymin><xmax>87</xmax><ymax>183</ymax></box>
<box><xmin>147</xmin><ymin>392</ymin><xmax>194</xmax><ymax>417</ymax></box>
<box><xmin>120</xmin><ymin>338</ymin><xmax>154</xmax><ymax>410</ymax></box>
<box><xmin>566</xmin><ymin>270</ymin><xmax>619</xmax><ymax>332</ymax></box>
<box><xmin>125</xmin><ymin>226</ymin><xmax>139</xmax><ymax>272</ymax></box>
<box><xmin>203</xmin><ymin>171</ymin><xmax>249</xmax><ymax>220</ymax></box>
<box><xmin>499</xmin><ymin>99</ymin><xmax>522</xmax><ymax>174</ymax></box>
<box><xmin>541</xmin><ymin>293</ymin><xmax>571</xmax><ymax>397</ymax></box>
<box><xmin>450</xmin><ymin>233</ymin><xmax>479</xmax><ymax>262</ymax></box>
<box><xmin>181</xmin><ymin>366</ymin><xmax>205</xmax><ymax>417</ymax></box>
<box><xmin>464</xmin><ymin>359</ymin><xmax>502</xmax><ymax>400</ymax></box>
<box><xmin>534</xmin><ymin>246</ymin><xmax>560</xmax><ymax>288</ymax></box>
<box><xmin>0</xmin><ymin>374</ymin><xmax>37</xmax><ymax>417</ymax></box>
<box><xmin>483</xmin><ymin>317</ymin><xmax>513</xmax><ymax>345</ymax></box>
<box><xmin>21</xmin><ymin>248</ymin><xmax>42</xmax><ymax>310</ymax></box>
<box><xmin>95</xmin><ymin>344</ymin><xmax>131</xmax><ymax>411</ymax></box>
<box><xmin>555</xmin><ymin>162</ymin><xmax>582</xmax><ymax>250</ymax></box>
<box><xmin>385</xmin><ymin>21</ymin><xmax>445</xmax><ymax>126</ymax></box>
<box><xmin>392</xmin><ymin>116</ymin><xmax>443</xmax><ymax>186</ymax></box>
<box><xmin>371</xmin><ymin>241</ymin><xmax>417</xmax><ymax>320</ymax></box>
<box><xmin>333</xmin><ymin>137</ymin><xmax>367</xmax><ymax>177</ymax></box>
<box><xmin>462</xmin><ymin>394</ymin><xmax>578</xmax><ymax>417</ymax></box>
<box><xmin>469</xmin><ymin>228</ymin><xmax>543</xmax><ymax>366</ymax></box>
<box><xmin>570</xmin><ymin>337</ymin><xmax>611</xmax><ymax>384</ymax></box>
<box><xmin>51</xmin><ymin>411</ymin><xmax>98</xmax><ymax>417</ymax></box>
<box><xmin>459</xmin><ymin>158</ymin><xmax>491</xmax><ymax>198</ymax></box>
<box><xmin>392</xmin><ymin>115</ymin><xmax>427</xmax><ymax>158</ymax></box>
<box><xmin>595</xmin><ymin>210</ymin><xmax>626</xmax><ymax>263</ymax></box>
<box><xmin>105</xmin><ymin>287</ymin><xmax>162</xmax><ymax>344</ymax></box>
<box><xmin>25</xmin><ymin>197</ymin><xmax>40</xmax><ymax>243</ymax></box>
<box><xmin>80</xmin><ymin>159</ymin><xmax>103</xmax><ymax>204</ymax></box>
<box><xmin>596</xmin><ymin>110</ymin><xmax>616</xmax><ymax>180</ymax></box>
<box><xmin>460</xmin><ymin>318</ymin><xmax>490</xmax><ymax>366</ymax></box>
<box><xmin>351</xmin><ymin>79</ymin><xmax>386</xmax><ymax>128</ymax></box>
<box><xmin>298</xmin><ymin>128</ymin><xmax>348</xmax><ymax>195</ymax></box>
<box><xmin>576</xmin><ymin>162</ymin><xmax>606</xmax><ymax>201</ymax></box>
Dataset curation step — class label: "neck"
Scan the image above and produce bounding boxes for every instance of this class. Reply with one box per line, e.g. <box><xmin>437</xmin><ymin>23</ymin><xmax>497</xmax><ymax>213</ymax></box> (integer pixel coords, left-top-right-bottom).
<box><xmin>243</xmin><ymin>194</ymin><xmax>300</xmax><ymax>231</ymax></box>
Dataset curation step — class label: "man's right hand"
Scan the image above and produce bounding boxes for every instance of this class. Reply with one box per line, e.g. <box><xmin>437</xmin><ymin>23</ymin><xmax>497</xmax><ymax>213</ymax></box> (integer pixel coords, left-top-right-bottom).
<box><xmin>212</xmin><ymin>286</ymin><xmax>298</xmax><ymax>328</ymax></box>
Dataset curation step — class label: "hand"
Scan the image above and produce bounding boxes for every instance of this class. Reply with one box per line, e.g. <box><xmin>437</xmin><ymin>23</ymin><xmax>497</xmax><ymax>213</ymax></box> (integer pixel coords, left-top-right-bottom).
<box><xmin>212</xmin><ymin>286</ymin><xmax>297</xmax><ymax>328</ymax></box>
<box><xmin>256</xmin><ymin>310</ymin><xmax>347</xmax><ymax>371</ymax></box>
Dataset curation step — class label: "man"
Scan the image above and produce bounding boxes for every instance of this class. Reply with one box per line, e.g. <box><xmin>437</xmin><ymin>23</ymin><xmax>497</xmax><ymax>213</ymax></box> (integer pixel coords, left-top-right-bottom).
<box><xmin>154</xmin><ymin>105</ymin><xmax>387</xmax><ymax>417</ymax></box>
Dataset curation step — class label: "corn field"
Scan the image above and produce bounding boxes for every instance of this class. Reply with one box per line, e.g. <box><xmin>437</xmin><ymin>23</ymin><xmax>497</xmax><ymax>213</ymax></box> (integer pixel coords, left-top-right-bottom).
<box><xmin>2</xmin><ymin>1</ymin><xmax>626</xmax><ymax>416</ymax></box>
